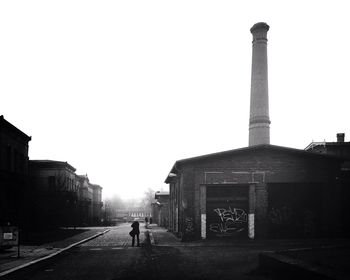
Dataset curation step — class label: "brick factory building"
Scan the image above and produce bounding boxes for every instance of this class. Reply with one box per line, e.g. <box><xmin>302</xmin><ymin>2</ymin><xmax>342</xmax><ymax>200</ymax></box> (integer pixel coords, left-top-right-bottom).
<box><xmin>165</xmin><ymin>145</ymin><xmax>347</xmax><ymax>240</ymax></box>
<box><xmin>165</xmin><ymin>23</ymin><xmax>350</xmax><ymax>240</ymax></box>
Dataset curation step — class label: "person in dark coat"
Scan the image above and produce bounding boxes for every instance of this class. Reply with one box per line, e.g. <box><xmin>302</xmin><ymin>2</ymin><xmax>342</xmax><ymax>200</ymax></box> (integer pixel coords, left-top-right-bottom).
<box><xmin>130</xmin><ymin>221</ymin><xmax>140</xmax><ymax>247</ymax></box>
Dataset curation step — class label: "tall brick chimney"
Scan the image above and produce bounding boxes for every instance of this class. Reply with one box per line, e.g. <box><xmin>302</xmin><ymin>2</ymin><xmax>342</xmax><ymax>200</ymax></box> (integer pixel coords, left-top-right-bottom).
<box><xmin>249</xmin><ymin>22</ymin><xmax>271</xmax><ymax>146</ymax></box>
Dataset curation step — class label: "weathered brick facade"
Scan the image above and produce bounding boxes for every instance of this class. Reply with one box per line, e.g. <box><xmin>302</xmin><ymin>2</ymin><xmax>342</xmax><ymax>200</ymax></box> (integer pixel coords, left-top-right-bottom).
<box><xmin>166</xmin><ymin>145</ymin><xmax>345</xmax><ymax>240</ymax></box>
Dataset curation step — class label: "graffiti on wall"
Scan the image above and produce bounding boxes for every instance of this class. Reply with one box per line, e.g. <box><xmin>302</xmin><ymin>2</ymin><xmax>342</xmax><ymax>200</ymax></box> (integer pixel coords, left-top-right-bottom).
<box><xmin>268</xmin><ymin>206</ymin><xmax>293</xmax><ymax>225</ymax></box>
<box><xmin>209</xmin><ymin>207</ymin><xmax>248</xmax><ymax>236</ymax></box>
<box><xmin>182</xmin><ymin>217</ymin><xmax>195</xmax><ymax>242</ymax></box>
<box><xmin>268</xmin><ymin>206</ymin><xmax>316</xmax><ymax>237</ymax></box>
<box><xmin>185</xmin><ymin>217</ymin><xmax>194</xmax><ymax>234</ymax></box>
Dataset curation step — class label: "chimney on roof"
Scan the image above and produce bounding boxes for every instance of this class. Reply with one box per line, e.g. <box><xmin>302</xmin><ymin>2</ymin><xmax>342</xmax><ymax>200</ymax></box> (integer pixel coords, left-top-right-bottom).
<box><xmin>249</xmin><ymin>22</ymin><xmax>271</xmax><ymax>146</ymax></box>
<box><xmin>337</xmin><ymin>133</ymin><xmax>345</xmax><ymax>143</ymax></box>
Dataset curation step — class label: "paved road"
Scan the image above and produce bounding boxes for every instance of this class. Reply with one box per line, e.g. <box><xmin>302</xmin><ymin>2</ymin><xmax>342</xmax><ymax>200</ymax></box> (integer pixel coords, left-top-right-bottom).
<box><xmin>9</xmin><ymin>223</ymin><xmax>345</xmax><ymax>280</ymax></box>
<box><xmin>6</xmin><ymin>223</ymin><xmax>269</xmax><ymax>280</ymax></box>
<box><xmin>7</xmin><ymin>223</ymin><xmax>150</xmax><ymax>280</ymax></box>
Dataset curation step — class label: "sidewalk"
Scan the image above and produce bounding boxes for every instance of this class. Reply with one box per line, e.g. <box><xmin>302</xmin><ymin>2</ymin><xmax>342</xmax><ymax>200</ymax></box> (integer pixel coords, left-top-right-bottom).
<box><xmin>0</xmin><ymin>227</ymin><xmax>110</xmax><ymax>278</ymax></box>
<box><xmin>146</xmin><ymin>224</ymin><xmax>181</xmax><ymax>246</ymax></box>
<box><xmin>146</xmin><ymin>224</ymin><xmax>350</xmax><ymax>279</ymax></box>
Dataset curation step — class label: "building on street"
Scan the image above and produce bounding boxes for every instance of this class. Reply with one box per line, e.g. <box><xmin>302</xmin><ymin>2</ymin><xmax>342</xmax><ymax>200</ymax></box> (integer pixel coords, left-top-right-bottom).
<box><xmin>92</xmin><ymin>183</ymin><xmax>103</xmax><ymax>224</ymax></box>
<box><xmin>29</xmin><ymin>160</ymin><xmax>78</xmax><ymax>228</ymax></box>
<box><xmin>76</xmin><ymin>174</ymin><xmax>93</xmax><ymax>225</ymax></box>
<box><xmin>152</xmin><ymin>191</ymin><xmax>169</xmax><ymax>227</ymax></box>
<box><xmin>0</xmin><ymin>115</ymin><xmax>32</xmax><ymax>227</ymax></box>
<box><xmin>165</xmin><ymin>145</ymin><xmax>346</xmax><ymax>240</ymax></box>
<box><xmin>164</xmin><ymin>23</ymin><xmax>350</xmax><ymax>241</ymax></box>
<box><xmin>305</xmin><ymin>133</ymin><xmax>350</xmax><ymax>235</ymax></box>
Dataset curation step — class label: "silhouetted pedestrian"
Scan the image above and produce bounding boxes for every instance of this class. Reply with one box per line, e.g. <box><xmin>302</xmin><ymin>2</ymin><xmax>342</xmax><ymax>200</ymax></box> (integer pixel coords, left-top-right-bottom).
<box><xmin>130</xmin><ymin>221</ymin><xmax>140</xmax><ymax>247</ymax></box>
<box><xmin>149</xmin><ymin>217</ymin><xmax>152</xmax><ymax>224</ymax></box>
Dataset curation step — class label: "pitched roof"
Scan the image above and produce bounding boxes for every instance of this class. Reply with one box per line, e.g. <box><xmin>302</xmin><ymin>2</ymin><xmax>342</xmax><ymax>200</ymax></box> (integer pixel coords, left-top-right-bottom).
<box><xmin>0</xmin><ymin>115</ymin><xmax>31</xmax><ymax>142</ymax></box>
<box><xmin>29</xmin><ymin>159</ymin><xmax>76</xmax><ymax>172</ymax></box>
<box><xmin>165</xmin><ymin>144</ymin><xmax>341</xmax><ymax>183</ymax></box>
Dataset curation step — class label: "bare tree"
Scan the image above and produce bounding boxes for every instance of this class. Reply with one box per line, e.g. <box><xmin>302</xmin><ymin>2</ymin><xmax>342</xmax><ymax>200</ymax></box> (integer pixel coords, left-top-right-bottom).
<box><xmin>140</xmin><ymin>188</ymin><xmax>156</xmax><ymax>214</ymax></box>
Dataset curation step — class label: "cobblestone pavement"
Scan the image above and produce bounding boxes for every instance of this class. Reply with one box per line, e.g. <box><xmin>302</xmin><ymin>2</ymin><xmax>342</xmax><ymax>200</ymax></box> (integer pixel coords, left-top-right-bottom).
<box><xmin>80</xmin><ymin>223</ymin><xmax>148</xmax><ymax>248</ymax></box>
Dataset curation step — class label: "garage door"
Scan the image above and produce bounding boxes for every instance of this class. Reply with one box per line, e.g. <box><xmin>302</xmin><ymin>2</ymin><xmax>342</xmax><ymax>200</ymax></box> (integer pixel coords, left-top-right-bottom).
<box><xmin>206</xmin><ymin>185</ymin><xmax>249</xmax><ymax>239</ymax></box>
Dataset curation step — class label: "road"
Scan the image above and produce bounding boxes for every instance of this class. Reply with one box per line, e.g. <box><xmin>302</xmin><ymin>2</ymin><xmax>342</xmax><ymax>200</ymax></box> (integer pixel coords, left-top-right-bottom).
<box><xmin>4</xmin><ymin>224</ymin><xmax>349</xmax><ymax>279</ymax></box>
<box><xmin>8</xmin><ymin>223</ymin><xmax>151</xmax><ymax>280</ymax></box>
<box><xmin>6</xmin><ymin>223</ymin><xmax>293</xmax><ymax>280</ymax></box>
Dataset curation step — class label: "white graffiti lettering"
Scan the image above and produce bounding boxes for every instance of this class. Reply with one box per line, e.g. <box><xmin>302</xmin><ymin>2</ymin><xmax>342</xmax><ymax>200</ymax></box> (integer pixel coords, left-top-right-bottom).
<box><xmin>209</xmin><ymin>207</ymin><xmax>247</xmax><ymax>236</ymax></box>
<box><xmin>209</xmin><ymin>221</ymin><xmax>245</xmax><ymax>235</ymax></box>
<box><xmin>213</xmin><ymin>207</ymin><xmax>247</xmax><ymax>223</ymax></box>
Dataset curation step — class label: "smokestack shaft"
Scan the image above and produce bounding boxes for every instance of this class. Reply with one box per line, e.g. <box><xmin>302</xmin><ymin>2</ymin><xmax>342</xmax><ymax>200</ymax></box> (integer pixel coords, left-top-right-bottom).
<box><xmin>249</xmin><ymin>22</ymin><xmax>271</xmax><ymax>146</ymax></box>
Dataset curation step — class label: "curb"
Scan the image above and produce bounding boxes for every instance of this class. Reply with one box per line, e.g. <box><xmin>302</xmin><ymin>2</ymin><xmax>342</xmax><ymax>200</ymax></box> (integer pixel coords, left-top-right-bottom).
<box><xmin>144</xmin><ymin>230</ymin><xmax>155</xmax><ymax>246</ymax></box>
<box><xmin>0</xmin><ymin>229</ymin><xmax>110</xmax><ymax>279</ymax></box>
<box><xmin>148</xmin><ymin>231</ymin><xmax>155</xmax><ymax>245</ymax></box>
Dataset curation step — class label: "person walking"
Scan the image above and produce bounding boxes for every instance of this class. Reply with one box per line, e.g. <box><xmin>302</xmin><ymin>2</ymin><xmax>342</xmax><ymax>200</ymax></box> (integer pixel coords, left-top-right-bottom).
<box><xmin>130</xmin><ymin>220</ymin><xmax>140</xmax><ymax>247</ymax></box>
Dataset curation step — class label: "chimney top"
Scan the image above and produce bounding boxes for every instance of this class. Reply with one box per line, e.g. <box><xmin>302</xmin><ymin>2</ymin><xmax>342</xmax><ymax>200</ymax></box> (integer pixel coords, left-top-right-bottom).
<box><xmin>250</xmin><ymin>22</ymin><xmax>270</xmax><ymax>34</ymax></box>
<box><xmin>337</xmin><ymin>133</ymin><xmax>345</xmax><ymax>143</ymax></box>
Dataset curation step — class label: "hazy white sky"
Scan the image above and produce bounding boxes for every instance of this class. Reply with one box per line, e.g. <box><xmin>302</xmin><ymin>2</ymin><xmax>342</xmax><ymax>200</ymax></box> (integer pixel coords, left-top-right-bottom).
<box><xmin>1</xmin><ymin>1</ymin><xmax>349</xmax><ymax>200</ymax></box>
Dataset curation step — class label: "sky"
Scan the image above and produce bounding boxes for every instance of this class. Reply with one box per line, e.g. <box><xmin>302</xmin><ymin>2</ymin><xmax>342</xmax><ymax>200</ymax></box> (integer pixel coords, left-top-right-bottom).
<box><xmin>1</xmin><ymin>1</ymin><xmax>349</xmax><ymax>200</ymax></box>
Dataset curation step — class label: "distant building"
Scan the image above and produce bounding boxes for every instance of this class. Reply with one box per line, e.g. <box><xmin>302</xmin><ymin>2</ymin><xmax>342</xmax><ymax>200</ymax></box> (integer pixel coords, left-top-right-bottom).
<box><xmin>91</xmin><ymin>184</ymin><xmax>103</xmax><ymax>224</ymax></box>
<box><xmin>152</xmin><ymin>191</ymin><xmax>169</xmax><ymax>227</ymax></box>
<box><xmin>76</xmin><ymin>174</ymin><xmax>93</xmax><ymax>225</ymax></box>
<box><xmin>29</xmin><ymin>160</ymin><xmax>78</xmax><ymax>228</ymax></box>
<box><xmin>125</xmin><ymin>208</ymin><xmax>151</xmax><ymax>222</ymax></box>
<box><xmin>114</xmin><ymin>209</ymin><xmax>129</xmax><ymax>223</ymax></box>
<box><xmin>75</xmin><ymin>175</ymin><xmax>103</xmax><ymax>226</ymax></box>
<box><xmin>0</xmin><ymin>115</ymin><xmax>31</xmax><ymax>226</ymax></box>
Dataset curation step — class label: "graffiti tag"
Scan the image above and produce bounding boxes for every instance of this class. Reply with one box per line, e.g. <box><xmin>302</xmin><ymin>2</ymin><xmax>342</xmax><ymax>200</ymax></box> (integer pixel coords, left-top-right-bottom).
<box><xmin>268</xmin><ymin>206</ymin><xmax>293</xmax><ymax>225</ymax></box>
<box><xmin>268</xmin><ymin>206</ymin><xmax>316</xmax><ymax>236</ymax></box>
<box><xmin>209</xmin><ymin>207</ymin><xmax>247</xmax><ymax>236</ymax></box>
<box><xmin>214</xmin><ymin>207</ymin><xmax>247</xmax><ymax>223</ymax></box>
<box><xmin>185</xmin><ymin>217</ymin><xmax>194</xmax><ymax>233</ymax></box>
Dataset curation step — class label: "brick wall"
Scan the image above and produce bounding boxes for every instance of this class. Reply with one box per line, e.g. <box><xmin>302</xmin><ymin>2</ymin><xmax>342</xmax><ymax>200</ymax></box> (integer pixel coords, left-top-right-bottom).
<box><xmin>170</xmin><ymin>147</ymin><xmax>342</xmax><ymax>239</ymax></box>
